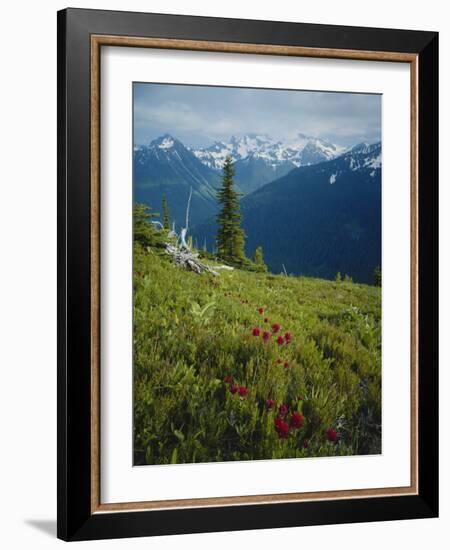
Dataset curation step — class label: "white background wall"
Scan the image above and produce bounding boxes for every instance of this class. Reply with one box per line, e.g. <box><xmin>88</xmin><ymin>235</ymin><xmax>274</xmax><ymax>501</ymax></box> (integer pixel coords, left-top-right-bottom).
<box><xmin>0</xmin><ymin>1</ymin><xmax>446</xmax><ymax>548</ymax></box>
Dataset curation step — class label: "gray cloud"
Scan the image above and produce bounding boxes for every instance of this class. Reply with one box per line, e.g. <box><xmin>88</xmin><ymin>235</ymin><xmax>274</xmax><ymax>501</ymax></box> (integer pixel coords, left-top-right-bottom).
<box><xmin>134</xmin><ymin>83</ymin><xmax>381</xmax><ymax>148</ymax></box>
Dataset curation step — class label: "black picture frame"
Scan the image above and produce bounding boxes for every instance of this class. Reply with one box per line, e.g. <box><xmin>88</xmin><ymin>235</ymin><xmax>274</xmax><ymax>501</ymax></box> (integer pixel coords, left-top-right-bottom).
<box><xmin>57</xmin><ymin>7</ymin><xmax>438</xmax><ymax>541</ymax></box>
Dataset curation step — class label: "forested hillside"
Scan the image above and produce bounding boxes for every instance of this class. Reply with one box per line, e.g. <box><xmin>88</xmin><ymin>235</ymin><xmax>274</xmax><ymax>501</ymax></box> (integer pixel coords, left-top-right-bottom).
<box><xmin>192</xmin><ymin>143</ymin><xmax>381</xmax><ymax>283</ymax></box>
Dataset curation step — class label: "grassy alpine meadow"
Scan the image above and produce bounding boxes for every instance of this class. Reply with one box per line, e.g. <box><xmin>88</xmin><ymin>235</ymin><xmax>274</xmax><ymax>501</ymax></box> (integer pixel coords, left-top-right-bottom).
<box><xmin>133</xmin><ymin>240</ymin><xmax>382</xmax><ymax>466</ymax></box>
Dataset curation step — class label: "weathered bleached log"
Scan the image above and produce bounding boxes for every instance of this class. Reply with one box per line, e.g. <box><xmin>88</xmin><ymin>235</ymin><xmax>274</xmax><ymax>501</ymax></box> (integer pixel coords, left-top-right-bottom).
<box><xmin>213</xmin><ymin>265</ymin><xmax>234</xmax><ymax>271</ymax></box>
<box><xmin>165</xmin><ymin>244</ymin><xmax>219</xmax><ymax>276</ymax></box>
<box><xmin>164</xmin><ymin>243</ymin><xmax>234</xmax><ymax>276</ymax></box>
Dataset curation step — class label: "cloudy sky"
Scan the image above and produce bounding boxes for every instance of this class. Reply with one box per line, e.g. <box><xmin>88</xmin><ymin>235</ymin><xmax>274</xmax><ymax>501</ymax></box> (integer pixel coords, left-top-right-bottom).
<box><xmin>134</xmin><ymin>82</ymin><xmax>381</xmax><ymax>148</ymax></box>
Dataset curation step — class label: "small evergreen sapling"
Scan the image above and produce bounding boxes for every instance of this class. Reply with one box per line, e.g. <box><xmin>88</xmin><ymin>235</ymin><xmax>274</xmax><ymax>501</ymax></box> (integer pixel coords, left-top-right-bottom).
<box><xmin>162</xmin><ymin>194</ymin><xmax>170</xmax><ymax>230</ymax></box>
<box><xmin>253</xmin><ymin>246</ymin><xmax>268</xmax><ymax>271</ymax></box>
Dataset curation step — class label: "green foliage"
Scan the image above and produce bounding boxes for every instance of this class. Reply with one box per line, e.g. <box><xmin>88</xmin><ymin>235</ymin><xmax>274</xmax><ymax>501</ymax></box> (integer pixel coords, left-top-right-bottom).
<box><xmin>335</xmin><ymin>271</ymin><xmax>342</xmax><ymax>282</ymax></box>
<box><xmin>162</xmin><ymin>195</ymin><xmax>170</xmax><ymax>230</ymax></box>
<box><xmin>373</xmin><ymin>265</ymin><xmax>382</xmax><ymax>287</ymax></box>
<box><xmin>253</xmin><ymin>246</ymin><xmax>267</xmax><ymax>271</ymax></box>
<box><xmin>133</xmin><ymin>202</ymin><xmax>163</xmax><ymax>248</ymax></box>
<box><xmin>133</xmin><ymin>244</ymin><xmax>381</xmax><ymax>465</ymax></box>
<box><xmin>216</xmin><ymin>156</ymin><xmax>246</xmax><ymax>264</ymax></box>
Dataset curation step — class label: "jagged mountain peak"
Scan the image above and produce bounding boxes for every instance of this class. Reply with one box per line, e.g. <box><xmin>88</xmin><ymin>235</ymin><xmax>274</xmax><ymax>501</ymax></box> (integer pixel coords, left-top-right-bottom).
<box><xmin>191</xmin><ymin>133</ymin><xmax>348</xmax><ymax>171</ymax></box>
<box><xmin>349</xmin><ymin>142</ymin><xmax>380</xmax><ymax>155</ymax></box>
<box><xmin>149</xmin><ymin>133</ymin><xmax>181</xmax><ymax>150</ymax></box>
<box><xmin>343</xmin><ymin>141</ymin><xmax>381</xmax><ymax>162</ymax></box>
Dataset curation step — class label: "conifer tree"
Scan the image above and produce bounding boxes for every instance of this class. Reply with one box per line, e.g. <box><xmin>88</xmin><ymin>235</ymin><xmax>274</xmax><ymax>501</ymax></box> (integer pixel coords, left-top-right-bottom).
<box><xmin>133</xmin><ymin>203</ymin><xmax>160</xmax><ymax>248</ymax></box>
<box><xmin>253</xmin><ymin>246</ymin><xmax>263</xmax><ymax>265</ymax></box>
<box><xmin>162</xmin><ymin>195</ymin><xmax>170</xmax><ymax>230</ymax></box>
<box><xmin>216</xmin><ymin>155</ymin><xmax>246</xmax><ymax>263</ymax></box>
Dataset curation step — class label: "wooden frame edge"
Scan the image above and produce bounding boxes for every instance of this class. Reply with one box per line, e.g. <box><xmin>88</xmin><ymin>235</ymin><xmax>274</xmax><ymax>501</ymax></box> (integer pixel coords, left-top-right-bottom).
<box><xmin>89</xmin><ymin>34</ymin><xmax>419</xmax><ymax>515</ymax></box>
<box><xmin>410</xmin><ymin>55</ymin><xmax>419</xmax><ymax>497</ymax></box>
<box><xmin>91</xmin><ymin>34</ymin><xmax>417</xmax><ymax>62</ymax></box>
<box><xmin>94</xmin><ymin>485</ymin><xmax>417</xmax><ymax>513</ymax></box>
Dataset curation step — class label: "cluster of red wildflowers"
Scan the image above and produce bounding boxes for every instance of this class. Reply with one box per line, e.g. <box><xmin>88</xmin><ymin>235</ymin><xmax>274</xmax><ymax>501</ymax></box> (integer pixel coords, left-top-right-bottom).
<box><xmin>251</xmin><ymin>308</ymin><xmax>294</xmax><ymax>373</ymax></box>
<box><xmin>252</xmin><ymin>307</ymin><xmax>293</xmax><ymax>348</ymax></box>
<box><xmin>223</xmin><ymin>376</ymin><xmax>249</xmax><ymax>399</ymax></box>
<box><xmin>250</xmin><ymin>307</ymin><xmax>305</xmax><ymax>439</ymax></box>
<box><xmin>233</xmin><ymin>307</ymin><xmax>338</xmax><ymax>446</ymax></box>
<box><xmin>273</xmin><ymin>403</ymin><xmax>304</xmax><ymax>439</ymax></box>
<box><xmin>274</xmin><ymin>415</ymin><xmax>289</xmax><ymax>438</ymax></box>
<box><xmin>291</xmin><ymin>412</ymin><xmax>303</xmax><ymax>428</ymax></box>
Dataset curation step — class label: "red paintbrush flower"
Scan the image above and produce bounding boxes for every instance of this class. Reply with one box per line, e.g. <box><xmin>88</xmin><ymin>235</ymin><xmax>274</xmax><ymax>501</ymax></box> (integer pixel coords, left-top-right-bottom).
<box><xmin>238</xmin><ymin>386</ymin><xmax>248</xmax><ymax>398</ymax></box>
<box><xmin>325</xmin><ymin>428</ymin><xmax>337</xmax><ymax>442</ymax></box>
<box><xmin>252</xmin><ymin>327</ymin><xmax>261</xmax><ymax>337</ymax></box>
<box><xmin>275</xmin><ymin>416</ymin><xmax>289</xmax><ymax>439</ymax></box>
<box><xmin>271</xmin><ymin>323</ymin><xmax>281</xmax><ymax>333</ymax></box>
<box><xmin>276</xmin><ymin>335</ymin><xmax>285</xmax><ymax>346</ymax></box>
<box><xmin>284</xmin><ymin>332</ymin><xmax>292</xmax><ymax>343</ymax></box>
<box><xmin>264</xmin><ymin>317</ymin><xmax>269</xmax><ymax>323</ymax></box>
<box><xmin>230</xmin><ymin>384</ymin><xmax>238</xmax><ymax>395</ymax></box>
<box><xmin>290</xmin><ymin>412</ymin><xmax>303</xmax><ymax>429</ymax></box>
<box><xmin>284</xmin><ymin>362</ymin><xmax>290</xmax><ymax>369</ymax></box>
<box><xmin>279</xmin><ymin>403</ymin><xmax>288</xmax><ymax>417</ymax></box>
<box><xmin>258</xmin><ymin>307</ymin><xmax>264</xmax><ymax>314</ymax></box>
<box><xmin>266</xmin><ymin>399</ymin><xmax>276</xmax><ymax>410</ymax></box>
<box><xmin>223</xmin><ymin>376</ymin><xmax>233</xmax><ymax>384</ymax></box>
<box><xmin>262</xmin><ymin>331</ymin><xmax>270</xmax><ymax>342</ymax></box>
<box><xmin>303</xmin><ymin>440</ymin><xmax>309</xmax><ymax>449</ymax></box>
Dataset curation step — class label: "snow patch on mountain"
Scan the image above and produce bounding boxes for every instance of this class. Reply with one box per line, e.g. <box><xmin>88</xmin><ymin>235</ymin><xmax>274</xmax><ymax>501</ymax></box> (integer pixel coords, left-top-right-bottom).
<box><xmin>365</xmin><ymin>153</ymin><xmax>381</xmax><ymax>169</ymax></box>
<box><xmin>158</xmin><ymin>136</ymin><xmax>175</xmax><ymax>149</ymax></box>
<box><xmin>340</xmin><ymin>142</ymin><xmax>382</xmax><ymax>174</ymax></box>
<box><xmin>192</xmin><ymin>133</ymin><xmax>348</xmax><ymax>171</ymax></box>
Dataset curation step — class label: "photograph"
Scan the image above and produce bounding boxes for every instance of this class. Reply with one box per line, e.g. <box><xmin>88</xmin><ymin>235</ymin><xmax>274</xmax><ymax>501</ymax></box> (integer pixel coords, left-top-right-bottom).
<box><xmin>132</xmin><ymin>82</ymin><xmax>383</xmax><ymax>466</ymax></box>
<box><xmin>50</xmin><ymin>4</ymin><xmax>438</xmax><ymax>543</ymax></box>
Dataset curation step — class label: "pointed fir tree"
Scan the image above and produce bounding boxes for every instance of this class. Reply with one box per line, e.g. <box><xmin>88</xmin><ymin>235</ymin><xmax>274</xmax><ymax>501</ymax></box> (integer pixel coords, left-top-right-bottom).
<box><xmin>252</xmin><ymin>245</ymin><xmax>267</xmax><ymax>271</ymax></box>
<box><xmin>162</xmin><ymin>194</ymin><xmax>170</xmax><ymax>230</ymax></box>
<box><xmin>133</xmin><ymin>203</ymin><xmax>161</xmax><ymax>248</ymax></box>
<box><xmin>216</xmin><ymin>155</ymin><xmax>246</xmax><ymax>263</ymax></box>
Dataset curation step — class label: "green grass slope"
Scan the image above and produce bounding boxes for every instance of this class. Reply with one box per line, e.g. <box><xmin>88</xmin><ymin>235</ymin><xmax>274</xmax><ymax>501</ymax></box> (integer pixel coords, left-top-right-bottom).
<box><xmin>134</xmin><ymin>244</ymin><xmax>381</xmax><ymax>465</ymax></box>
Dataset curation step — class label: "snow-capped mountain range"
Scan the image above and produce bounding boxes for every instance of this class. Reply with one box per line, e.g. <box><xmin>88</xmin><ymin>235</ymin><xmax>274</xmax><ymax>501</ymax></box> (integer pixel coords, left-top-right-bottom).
<box><xmin>134</xmin><ymin>132</ymin><xmax>350</xmax><ymax>197</ymax></box>
<box><xmin>191</xmin><ymin>133</ymin><xmax>347</xmax><ymax>171</ymax></box>
<box><xmin>133</xmin><ymin>133</ymin><xmax>381</xmax><ymax>237</ymax></box>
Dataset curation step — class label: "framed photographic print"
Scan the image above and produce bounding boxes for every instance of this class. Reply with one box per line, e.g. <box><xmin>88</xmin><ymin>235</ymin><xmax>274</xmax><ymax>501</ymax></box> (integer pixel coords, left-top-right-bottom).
<box><xmin>57</xmin><ymin>8</ymin><xmax>438</xmax><ymax>541</ymax></box>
